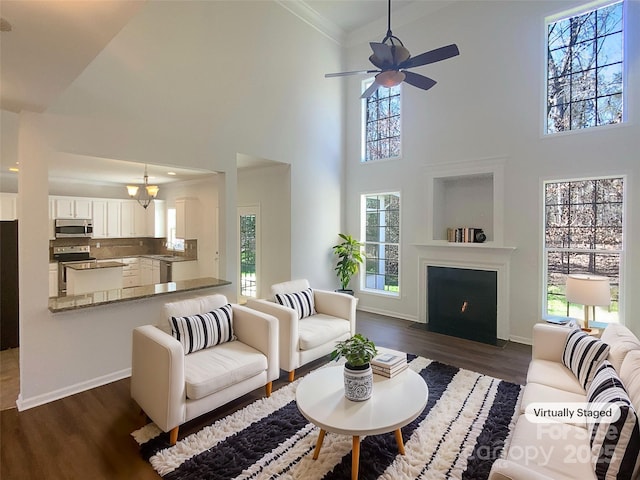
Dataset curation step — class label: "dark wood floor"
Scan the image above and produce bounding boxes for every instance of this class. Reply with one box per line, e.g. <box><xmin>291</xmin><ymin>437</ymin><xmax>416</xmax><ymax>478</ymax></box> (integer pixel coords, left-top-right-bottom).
<box><xmin>0</xmin><ymin>311</ymin><xmax>531</xmax><ymax>480</ymax></box>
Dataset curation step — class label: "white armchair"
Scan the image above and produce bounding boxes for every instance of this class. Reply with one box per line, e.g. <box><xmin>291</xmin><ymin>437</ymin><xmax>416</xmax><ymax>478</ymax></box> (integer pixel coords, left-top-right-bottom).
<box><xmin>246</xmin><ymin>279</ymin><xmax>356</xmax><ymax>382</ymax></box>
<box><xmin>131</xmin><ymin>294</ymin><xmax>279</xmax><ymax>445</ymax></box>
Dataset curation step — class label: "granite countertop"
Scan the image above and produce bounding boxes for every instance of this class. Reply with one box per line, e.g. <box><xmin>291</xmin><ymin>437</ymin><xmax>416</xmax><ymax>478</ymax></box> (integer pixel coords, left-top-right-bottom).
<box><xmin>66</xmin><ymin>261</ymin><xmax>125</xmax><ymax>270</ymax></box>
<box><xmin>138</xmin><ymin>255</ymin><xmax>195</xmax><ymax>262</ymax></box>
<box><xmin>49</xmin><ymin>277</ymin><xmax>231</xmax><ymax>313</ymax></box>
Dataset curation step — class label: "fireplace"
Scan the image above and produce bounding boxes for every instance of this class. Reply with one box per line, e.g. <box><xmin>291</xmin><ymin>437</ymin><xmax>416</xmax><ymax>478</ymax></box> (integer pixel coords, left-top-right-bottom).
<box><xmin>427</xmin><ymin>266</ymin><xmax>498</xmax><ymax>345</ymax></box>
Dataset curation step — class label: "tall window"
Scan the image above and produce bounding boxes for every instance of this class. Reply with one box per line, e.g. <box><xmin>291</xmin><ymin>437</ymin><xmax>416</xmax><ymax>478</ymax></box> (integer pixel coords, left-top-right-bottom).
<box><xmin>166</xmin><ymin>208</ymin><xmax>184</xmax><ymax>252</ymax></box>
<box><xmin>546</xmin><ymin>1</ymin><xmax>624</xmax><ymax>134</ymax></box>
<box><xmin>543</xmin><ymin>177</ymin><xmax>624</xmax><ymax>325</ymax></box>
<box><xmin>362</xmin><ymin>81</ymin><xmax>401</xmax><ymax>162</ymax></box>
<box><xmin>238</xmin><ymin>207</ymin><xmax>259</xmax><ymax>299</ymax></box>
<box><xmin>361</xmin><ymin>192</ymin><xmax>400</xmax><ymax>295</ymax></box>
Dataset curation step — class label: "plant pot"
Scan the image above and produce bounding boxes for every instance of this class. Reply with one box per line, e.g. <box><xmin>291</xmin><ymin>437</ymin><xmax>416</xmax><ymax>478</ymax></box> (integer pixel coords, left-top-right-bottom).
<box><xmin>343</xmin><ymin>363</ymin><xmax>373</xmax><ymax>401</ymax></box>
<box><xmin>335</xmin><ymin>289</ymin><xmax>354</xmax><ymax>296</ymax></box>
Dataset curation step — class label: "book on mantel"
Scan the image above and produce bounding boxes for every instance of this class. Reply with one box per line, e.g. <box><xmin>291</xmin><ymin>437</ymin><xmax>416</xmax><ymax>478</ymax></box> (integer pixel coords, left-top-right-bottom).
<box><xmin>371</xmin><ymin>348</ymin><xmax>408</xmax><ymax>378</ymax></box>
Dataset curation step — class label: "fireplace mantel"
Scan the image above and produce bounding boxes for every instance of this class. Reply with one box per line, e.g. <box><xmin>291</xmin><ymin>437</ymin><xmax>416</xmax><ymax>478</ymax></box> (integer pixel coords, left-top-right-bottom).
<box><xmin>411</xmin><ymin>241</ymin><xmax>516</xmax><ymax>252</ymax></box>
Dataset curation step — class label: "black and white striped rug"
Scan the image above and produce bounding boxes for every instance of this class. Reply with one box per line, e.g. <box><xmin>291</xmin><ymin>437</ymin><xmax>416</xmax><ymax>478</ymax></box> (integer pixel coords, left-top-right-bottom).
<box><xmin>132</xmin><ymin>355</ymin><xmax>523</xmax><ymax>479</ymax></box>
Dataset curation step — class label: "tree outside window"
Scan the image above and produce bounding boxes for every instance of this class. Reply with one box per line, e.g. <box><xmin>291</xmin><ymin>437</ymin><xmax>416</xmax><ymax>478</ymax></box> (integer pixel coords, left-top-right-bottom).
<box><xmin>546</xmin><ymin>1</ymin><xmax>624</xmax><ymax>134</ymax></box>
<box><xmin>544</xmin><ymin>177</ymin><xmax>623</xmax><ymax>325</ymax></box>
<box><xmin>361</xmin><ymin>192</ymin><xmax>400</xmax><ymax>295</ymax></box>
<box><xmin>363</xmin><ymin>82</ymin><xmax>401</xmax><ymax>162</ymax></box>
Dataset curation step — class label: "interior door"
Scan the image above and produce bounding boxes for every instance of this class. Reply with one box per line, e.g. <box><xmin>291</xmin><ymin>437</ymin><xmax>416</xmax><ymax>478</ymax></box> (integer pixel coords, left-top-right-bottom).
<box><xmin>1</xmin><ymin>220</ymin><xmax>19</xmax><ymax>349</ymax></box>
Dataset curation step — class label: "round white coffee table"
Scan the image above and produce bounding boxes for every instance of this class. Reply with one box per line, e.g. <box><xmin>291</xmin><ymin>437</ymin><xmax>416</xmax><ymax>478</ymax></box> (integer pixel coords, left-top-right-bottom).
<box><xmin>296</xmin><ymin>365</ymin><xmax>428</xmax><ymax>480</ymax></box>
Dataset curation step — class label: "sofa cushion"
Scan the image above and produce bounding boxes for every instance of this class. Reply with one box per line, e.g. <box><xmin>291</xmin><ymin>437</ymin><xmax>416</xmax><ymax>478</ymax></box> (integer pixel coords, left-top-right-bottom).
<box><xmin>562</xmin><ymin>329</ymin><xmax>610</xmax><ymax>389</ymax></box>
<box><xmin>601</xmin><ymin>323</ymin><xmax>640</xmax><ymax>372</ymax></box>
<box><xmin>587</xmin><ymin>361</ymin><xmax>640</xmax><ymax>480</ymax></box>
<box><xmin>527</xmin><ymin>359</ymin><xmax>585</xmax><ymax>395</ymax></box>
<box><xmin>184</xmin><ymin>341</ymin><xmax>268</xmax><ymax>400</ymax></box>
<box><xmin>520</xmin><ymin>382</ymin><xmax>588</xmax><ymax>427</ymax></box>
<box><xmin>169</xmin><ymin>304</ymin><xmax>236</xmax><ymax>354</ymax></box>
<box><xmin>620</xmin><ymin>350</ymin><xmax>640</xmax><ymax>413</ymax></box>
<box><xmin>506</xmin><ymin>416</ymin><xmax>595</xmax><ymax>480</ymax></box>
<box><xmin>275</xmin><ymin>288</ymin><xmax>316</xmax><ymax>319</ymax></box>
<box><xmin>298</xmin><ymin>314</ymin><xmax>350</xmax><ymax>350</ymax></box>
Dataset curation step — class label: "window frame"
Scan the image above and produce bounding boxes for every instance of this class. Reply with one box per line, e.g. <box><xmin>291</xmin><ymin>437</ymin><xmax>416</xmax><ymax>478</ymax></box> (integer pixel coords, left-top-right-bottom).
<box><xmin>361</xmin><ymin>78</ymin><xmax>403</xmax><ymax>163</ymax></box>
<box><xmin>543</xmin><ymin>0</ymin><xmax>626</xmax><ymax>136</ymax></box>
<box><xmin>360</xmin><ymin>191</ymin><xmax>401</xmax><ymax>297</ymax></box>
<box><xmin>541</xmin><ymin>175</ymin><xmax>626</xmax><ymax>326</ymax></box>
<box><xmin>238</xmin><ymin>205</ymin><xmax>260</xmax><ymax>301</ymax></box>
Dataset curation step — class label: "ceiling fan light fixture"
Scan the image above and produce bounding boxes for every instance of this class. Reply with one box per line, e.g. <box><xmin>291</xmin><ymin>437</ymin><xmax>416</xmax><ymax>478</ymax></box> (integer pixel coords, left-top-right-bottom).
<box><xmin>376</xmin><ymin>70</ymin><xmax>406</xmax><ymax>87</ymax></box>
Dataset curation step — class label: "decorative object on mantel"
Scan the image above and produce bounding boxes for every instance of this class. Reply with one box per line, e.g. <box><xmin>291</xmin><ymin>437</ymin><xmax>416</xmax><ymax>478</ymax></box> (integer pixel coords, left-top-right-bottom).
<box><xmin>332</xmin><ymin>233</ymin><xmax>364</xmax><ymax>295</ymax></box>
<box><xmin>330</xmin><ymin>333</ymin><xmax>377</xmax><ymax>401</ymax></box>
<box><xmin>324</xmin><ymin>0</ymin><xmax>459</xmax><ymax>98</ymax></box>
<box><xmin>127</xmin><ymin>164</ymin><xmax>159</xmax><ymax>209</ymax></box>
<box><xmin>133</xmin><ymin>356</ymin><xmax>523</xmax><ymax>479</ymax></box>
<box><xmin>447</xmin><ymin>227</ymin><xmax>486</xmax><ymax>243</ymax></box>
<box><xmin>565</xmin><ymin>274</ymin><xmax>611</xmax><ymax>329</ymax></box>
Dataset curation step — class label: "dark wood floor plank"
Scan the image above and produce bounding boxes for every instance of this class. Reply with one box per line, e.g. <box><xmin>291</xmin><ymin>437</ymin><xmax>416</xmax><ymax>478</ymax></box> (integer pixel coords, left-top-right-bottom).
<box><xmin>0</xmin><ymin>311</ymin><xmax>531</xmax><ymax>479</ymax></box>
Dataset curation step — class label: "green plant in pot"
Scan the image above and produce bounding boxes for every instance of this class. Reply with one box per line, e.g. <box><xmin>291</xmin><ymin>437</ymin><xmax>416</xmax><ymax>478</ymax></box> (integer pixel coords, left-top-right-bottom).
<box><xmin>332</xmin><ymin>233</ymin><xmax>364</xmax><ymax>295</ymax></box>
<box><xmin>331</xmin><ymin>333</ymin><xmax>377</xmax><ymax>401</ymax></box>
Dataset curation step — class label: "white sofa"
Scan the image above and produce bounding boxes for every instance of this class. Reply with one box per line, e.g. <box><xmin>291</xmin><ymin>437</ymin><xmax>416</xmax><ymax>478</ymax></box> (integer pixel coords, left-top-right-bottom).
<box><xmin>131</xmin><ymin>293</ymin><xmax>279</xmax><ymax>445</ymax></box>
<box><xmin>490</xmin><ymin>323</ymin><xmax>640</xmax><ymax>480</ymax></box>
<box><xmin>246</xmin><ymin>279</ymin><xmax>357</xmax><ymax>381</ymax></box>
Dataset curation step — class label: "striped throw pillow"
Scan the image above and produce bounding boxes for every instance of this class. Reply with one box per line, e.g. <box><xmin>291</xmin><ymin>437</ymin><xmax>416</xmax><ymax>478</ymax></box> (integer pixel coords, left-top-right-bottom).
<box><xmin>562</xmin><ymin>329</ymin><xmax>610</xmax><ymax>389</ymax></box>
<box><xmin>169</xmin><ymin>304</ymin><xmax>236</xmax><ymax>354</ymax></box>
<box><xmin>275</xmin><ymin>288</ymin><xmax>316</xmax><ymax>319</ymax></box>
<box><xmin>587</xmin><ymin>361</ymin><xmax>640</xmax><ymax>480</ymax></box>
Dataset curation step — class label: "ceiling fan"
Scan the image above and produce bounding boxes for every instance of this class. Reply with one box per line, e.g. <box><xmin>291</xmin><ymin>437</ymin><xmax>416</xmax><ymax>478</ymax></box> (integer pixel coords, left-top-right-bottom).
<box><xmin>325</xmin><ymin>0</ymin><xmax>460</xmax><ymax>98</ymax></box>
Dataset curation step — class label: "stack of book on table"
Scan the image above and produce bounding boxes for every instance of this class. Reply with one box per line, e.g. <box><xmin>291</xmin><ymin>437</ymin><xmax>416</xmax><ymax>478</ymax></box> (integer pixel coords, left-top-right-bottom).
<box><xmin>371</xmin><ymin>349</ymin><xmax>408</xmax><ymax>378</ymax></box>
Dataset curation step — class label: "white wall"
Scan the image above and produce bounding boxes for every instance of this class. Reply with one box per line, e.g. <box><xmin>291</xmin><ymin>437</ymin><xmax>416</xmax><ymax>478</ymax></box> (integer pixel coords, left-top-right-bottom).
<box><xmin>343</xmin><ymin>0</ymin><xmax>640</xmax><ymax>340</ymax></box>
<box><xmin>1</xmin><ymin>110</ymin><xmax>19</xmax><ymax>192</ymax></box>
<box><xmin>15</xmin><ymin>1</ymin><xmax>343</xmax><ymax>408</ymax></box>
<box><xmin>238</xmin><ymin>163</ymin><xmax>292</xmax><ymax>298</ymax></box>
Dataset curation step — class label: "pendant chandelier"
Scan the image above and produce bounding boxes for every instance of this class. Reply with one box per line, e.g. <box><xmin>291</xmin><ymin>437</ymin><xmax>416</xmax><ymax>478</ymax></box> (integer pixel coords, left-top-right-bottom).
<box><xmin>126</xmin><ymin>165</ymin><xmax>159</xmax><ymax>209</ymax></box>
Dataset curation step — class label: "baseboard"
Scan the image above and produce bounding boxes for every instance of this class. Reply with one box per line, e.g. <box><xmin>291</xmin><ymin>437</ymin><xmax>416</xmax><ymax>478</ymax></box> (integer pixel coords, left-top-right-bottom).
<box><xmin>16</xmin><ymin>368</ymin><xmax>131</xmax><ymax>412</ymax></box>
<box><xmin>357</xmin><ymin>306</ymin><xmax>418</xmax><ymax>322</ymax></box>
<box><xmin>509</xmin><ymin>335</ymin><xmax>532</xmax><ymax>346</ymax></box>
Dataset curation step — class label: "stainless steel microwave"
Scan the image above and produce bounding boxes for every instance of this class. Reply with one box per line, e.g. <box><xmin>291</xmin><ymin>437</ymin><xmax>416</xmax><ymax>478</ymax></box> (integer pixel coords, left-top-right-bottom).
<box><xmin>54</xmin><ymin>218</ymin><xmax>93</xmax><ymax>238</ymax></box>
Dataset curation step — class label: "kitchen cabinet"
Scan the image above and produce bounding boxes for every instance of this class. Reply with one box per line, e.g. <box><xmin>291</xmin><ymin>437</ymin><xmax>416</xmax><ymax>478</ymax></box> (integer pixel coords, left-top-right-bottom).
<box><xmin>140</xmin><ymin>258</ymin><xmax>160</xmax><ymax>285</ymax></box>
<box><xmin>120</xmin><ymin>257</ymin><xmax>140</xmax><ymax>288</ymax></box>
<box><xmin>93</xmin><ymin>199</ymin><xmax>121</xmax><ymax>238</ymax></box>
<box><xmin>54</xmin><ymin>197</ymin><xmax>92</xmax><ymax>219</ymax></box>
<box><xmin>49</xmin><ymin>262</ymin><xmax>58</xmax><ymax>298</ymax></box>
<box><xmin>0</xmin><ymin>193</ymin><xmax>17</xmax><ymax>220</ymax></box>
<box><xmin>171</xmin><ymin>260</ymin><xmax>199</xmax><ymax>282</ymax></box>
<box><xmin>121</xmin><ymin>201</ymin><xmax>147</xmax><ymax>237</ymax></box>
<box><xmin>175</xmin><ymin>197</ymin><xmax>199</xmax><ymax>239</ymax></box>
<box><xmin>147</xmin><ymin>200</ymin><xmax>166</xmax><ymax>238</ymax></box>
<box><xmin>48</xmin><ymin>198</ymin><xmax>56</xmax><ymax>239</ymax></box>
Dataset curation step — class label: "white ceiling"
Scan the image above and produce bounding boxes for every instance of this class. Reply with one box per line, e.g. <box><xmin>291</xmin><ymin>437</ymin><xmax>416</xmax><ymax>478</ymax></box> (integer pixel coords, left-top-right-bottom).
<box><xmin>0</xmin><ymin>0</ymin><xmax>447</xmax><ymax>184</ymax></box>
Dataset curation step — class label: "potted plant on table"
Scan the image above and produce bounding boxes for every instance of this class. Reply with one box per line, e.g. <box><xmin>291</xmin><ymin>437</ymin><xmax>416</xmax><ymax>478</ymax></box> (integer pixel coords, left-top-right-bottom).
<box><xmin>332</xmin><ymin>233</ymin><xmax>364</xmax><ymax>295</ymax></box>
<box><xmin>331</xmin><ymin>333</ymin><xmax>378</xmax><ymax>401</ymax></box>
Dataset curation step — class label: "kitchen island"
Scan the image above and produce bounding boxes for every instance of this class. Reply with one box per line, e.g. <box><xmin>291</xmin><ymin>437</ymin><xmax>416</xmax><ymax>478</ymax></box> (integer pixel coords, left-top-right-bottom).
<box><xmin>49</xmin><ymin>277</ymin><xmax>231</xmax><ymax>313</ymax></box>
<box><xmin>66</xmin><ymin>261</ymin><xmax>124</xmax><ymax>295</ymax></box>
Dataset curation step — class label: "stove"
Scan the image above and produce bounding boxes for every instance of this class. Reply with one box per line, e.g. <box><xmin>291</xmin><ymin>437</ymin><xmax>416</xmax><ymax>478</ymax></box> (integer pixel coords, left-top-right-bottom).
<box><xmin>53</xmin><ymin>245</ymin><xmax>97</xmax><ymax>295</ymax></box>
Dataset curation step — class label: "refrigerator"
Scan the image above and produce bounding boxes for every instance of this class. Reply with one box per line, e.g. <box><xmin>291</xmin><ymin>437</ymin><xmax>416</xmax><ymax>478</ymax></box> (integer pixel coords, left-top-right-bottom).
<box><xmin>1</xmin><ymin>220</ymin><xmax>19</xmax><ymax>350</ymax></box>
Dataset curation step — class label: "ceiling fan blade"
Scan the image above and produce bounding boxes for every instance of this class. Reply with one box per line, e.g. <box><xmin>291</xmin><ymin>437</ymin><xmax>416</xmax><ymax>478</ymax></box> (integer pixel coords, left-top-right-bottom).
<box><xmin>325</xmin><ymin>70</ymin><xmax>379</xmax><ymax>78</ymax></box>
<box><xmin>369</xmin><ymin>42</ymin><xmax>394</xmax><ymax>68</ymax></box>
<box><xmin>400</xmin><ymin>44</ymin><xmax>460</xmax><ymax>69</ymax></box>
<box><xmin>360</xmin><ymin>81</ymin><xmax>381</xmax><ymax>99</ymax></box>
<box><xmin>403</xmin><ymin>71</ymin><xmax>437</xmax><ymax>91</ymax></box>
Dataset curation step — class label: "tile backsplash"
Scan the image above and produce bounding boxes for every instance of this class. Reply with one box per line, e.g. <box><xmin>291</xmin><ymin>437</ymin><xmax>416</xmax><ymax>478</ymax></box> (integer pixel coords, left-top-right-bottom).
<box><xmin>49</xmin><ymin>237</ymin><xmax>198</xmax><ymax>261</ymax></box>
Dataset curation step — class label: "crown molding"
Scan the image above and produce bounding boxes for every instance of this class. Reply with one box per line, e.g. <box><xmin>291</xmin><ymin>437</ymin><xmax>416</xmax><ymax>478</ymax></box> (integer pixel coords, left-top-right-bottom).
<box><xmin>275</xmin><ymin>0</ymin><xmax>346</xmax><ymax>45</ymax></box>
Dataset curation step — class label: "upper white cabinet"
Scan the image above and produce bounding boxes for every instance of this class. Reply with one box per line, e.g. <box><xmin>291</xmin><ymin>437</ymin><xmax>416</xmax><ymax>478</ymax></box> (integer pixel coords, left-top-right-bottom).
<box><xmin>92</xmin><ymin>199</ymin><xmax>123</xmax><ymax>238</ymax></box>
<box><xmin>0</xmin><ymin>193</ymin><xmax>18</xmax><ymax>220</ymax></box>
<box><xmin>54</xmin><ymin>196</ymin><xmax>92</xmax><ymax>219</ymax></box>
<box><xmin>121</xmin><ymin>200</ymin><xmax>148</xmax><ymax>237</ymax></box>
<box><xmin>175</xmin><ymin>197</ymin><xmax>199</xmax><ymax>240</ymax></box>
<box><xmin>147</xmin><ymin>200</ymin><xmax>166</xmax><ymax>238</ymax></box>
